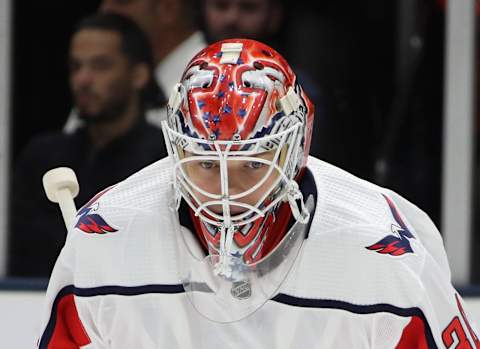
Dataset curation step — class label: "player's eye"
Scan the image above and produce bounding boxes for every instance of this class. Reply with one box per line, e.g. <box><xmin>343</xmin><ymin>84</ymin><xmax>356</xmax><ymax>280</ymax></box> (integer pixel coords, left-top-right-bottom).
<box><xmin>90</xmin><ymin>57</ymin><xmax>113</xmax><ymax>71</ymax></box>
<box><xmin>69</xmin><ymin>59</ymin><xmax>81</xmax><ymax>73</ymax></box>
<box><xmin>246</xmin><ymin>161</ymin><xmax>265</xmax><ymax>169</ymax></box>
<box><xmin>200</xmin><ymin>161</ymin><xmax>216</xmax><ymax>169</ymax></box>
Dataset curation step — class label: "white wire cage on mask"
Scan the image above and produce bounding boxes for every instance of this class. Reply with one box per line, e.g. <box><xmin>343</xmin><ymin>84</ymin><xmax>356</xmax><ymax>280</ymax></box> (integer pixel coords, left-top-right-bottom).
<box><xmin>161</xmin><ymin>119</ymin><xmax>309</xmax><ymax>231</ymax></box>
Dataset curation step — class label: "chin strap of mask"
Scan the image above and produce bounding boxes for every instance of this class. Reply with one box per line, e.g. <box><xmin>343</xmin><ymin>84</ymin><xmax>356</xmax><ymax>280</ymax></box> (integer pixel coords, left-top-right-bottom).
<box><xmin>286</xmin><ymin>180</ymin><xmax>310</xmax><ymax>224</ymax></box>
<box><xmin>212</xmin><ymin>180</ymin><xmax>309</xmax><ymax>279</ymax></box>
<box><xmin>173</xmin><ymin>185</ymin><xmax>182</xmax><ymax>210</ymax></box>
<box><xmin>214</xmin><ymin>222</ymin><xmax>236</xmax><ymax>279</ymax></box>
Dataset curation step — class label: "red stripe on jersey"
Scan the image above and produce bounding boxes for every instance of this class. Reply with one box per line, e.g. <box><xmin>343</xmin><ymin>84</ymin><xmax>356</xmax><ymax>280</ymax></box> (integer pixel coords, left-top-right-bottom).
<box><xmin>48</xmin><ymin>294</ymin><xmax>91</xmax><ymax>348</ymax></box>
<box><xmin>395</xmin><ymin>316</ymin><xmax>429</xmax><ymax>349</ymax></box>
<box><xmin>456</xmin><ymin>293</ymin><xmax>480</xmax><ymax>348</ymax></box>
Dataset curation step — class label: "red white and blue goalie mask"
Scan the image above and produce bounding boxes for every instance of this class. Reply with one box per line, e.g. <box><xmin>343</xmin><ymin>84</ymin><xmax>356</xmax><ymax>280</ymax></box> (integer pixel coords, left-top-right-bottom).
<box><xmin>162</xmin><ymin>39</ymin><xmax>314</xmax><ymax>278</ymax></box>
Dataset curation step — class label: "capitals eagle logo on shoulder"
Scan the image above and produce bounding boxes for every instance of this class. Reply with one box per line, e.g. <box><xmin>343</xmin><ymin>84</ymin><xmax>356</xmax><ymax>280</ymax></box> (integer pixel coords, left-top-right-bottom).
<box><xmin>75</xmin><ymin>203</ymin><xmax>117</xmax><ymax>234</ymax></box>
<box><xmin>74</xmin><ymin>186</ymin><xmax>117</xmax><ymax>234</ymax></box>
<box><xmin>366</xmin><ymin>194</ymin><xmax>415</xmax><ymax>256</ymax></box>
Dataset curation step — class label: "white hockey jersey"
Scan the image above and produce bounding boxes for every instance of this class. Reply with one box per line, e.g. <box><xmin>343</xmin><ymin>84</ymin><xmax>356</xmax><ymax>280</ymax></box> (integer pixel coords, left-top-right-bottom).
<box><xmin>37</xmin><ymin>156</ymin><xmax>479</xmax><ymax>348</ymax></box>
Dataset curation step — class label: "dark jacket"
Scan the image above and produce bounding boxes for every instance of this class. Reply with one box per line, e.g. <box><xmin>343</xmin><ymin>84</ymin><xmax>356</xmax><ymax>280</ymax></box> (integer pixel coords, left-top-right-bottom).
<box><xmin>8</xmin><ymin>118</ymin><xmax>167</xmax><ymax>277</ymax></box>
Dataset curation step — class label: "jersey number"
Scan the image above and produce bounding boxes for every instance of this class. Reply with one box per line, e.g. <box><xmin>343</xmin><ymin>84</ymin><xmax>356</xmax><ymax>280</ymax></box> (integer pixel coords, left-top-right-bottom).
<box><xmin>442</xmin><ymin>294</ymin><xmax>480</xmax><ymax>349</ymax></box>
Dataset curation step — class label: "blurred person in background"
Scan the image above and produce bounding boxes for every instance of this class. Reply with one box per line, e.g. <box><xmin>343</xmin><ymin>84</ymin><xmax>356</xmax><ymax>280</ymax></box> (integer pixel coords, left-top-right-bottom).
<box><xmin>65</xmin><ymin>0</ymin><xmax>207</xmax><ymax>132</ymax></box>
<box><xmin>101</xmin><ymin>0</ymin><xmax>206</xmax><ymax>98</ymax></box>
<box><xmin>8</xmin><ymin>13</ymin><xmax>167</xmax><ymax>277</ymax></box>
<box><xmin>202</xmin><ymin>0</ymin><xmax>284</xmax><ymax>49</ymax></box>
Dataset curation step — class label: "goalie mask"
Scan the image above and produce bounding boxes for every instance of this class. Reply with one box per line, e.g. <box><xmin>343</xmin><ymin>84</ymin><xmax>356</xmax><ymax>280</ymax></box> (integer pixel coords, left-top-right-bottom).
<box><xmin>162</xmin><ymin>39</ymin><xmax>314</xmax><ymax>321</ymax></box>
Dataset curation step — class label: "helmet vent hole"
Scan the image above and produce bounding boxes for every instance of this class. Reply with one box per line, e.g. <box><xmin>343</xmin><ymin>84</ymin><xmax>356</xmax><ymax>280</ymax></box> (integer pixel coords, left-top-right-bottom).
<box><xmin>275</xmin><ymin>100</ymin><xmax>282</xmax><ymax>112</ymax></box>
<box><xmin>261</xmin><ymin>49</ymin><xmax>273</xmax><ymax>57</ymax></box>
<box><xmin>253</xmin><ymin>62</ymin><xmax>264</xmax><ymax>70</ymax></box>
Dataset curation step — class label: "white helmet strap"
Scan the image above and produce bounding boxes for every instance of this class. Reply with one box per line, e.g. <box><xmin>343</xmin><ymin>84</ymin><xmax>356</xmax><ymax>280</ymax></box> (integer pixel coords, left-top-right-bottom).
<box><xmin>220</xmin><ymin>42</ymin><xmax>244</xmax><ymax>64</ymax></box>
<box><xmin>279</xmin><ymin>86</ymin><xmax>302</xmax><ymax>116</ymax></box>
<box><xmin>286</xmin><ymin>180</ymin><xmax>310</xmax><ymax>224</ymax></box>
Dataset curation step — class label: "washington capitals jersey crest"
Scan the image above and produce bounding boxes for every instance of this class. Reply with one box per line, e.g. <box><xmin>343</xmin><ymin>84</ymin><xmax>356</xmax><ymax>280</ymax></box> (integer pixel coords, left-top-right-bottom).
<box><xmin>75</xmin><ymin>203</ymin><xmax>117</xmax><ymax>234</ymax></box>
<box><xmin>366</xmin><ymin>194</ymin><xmax>415</xmax><ymax>256</ymax></box>
<box><xmin>74</xmin><ymin>187</ymin><xmax>117</xmax><ymax>234</ymax></box>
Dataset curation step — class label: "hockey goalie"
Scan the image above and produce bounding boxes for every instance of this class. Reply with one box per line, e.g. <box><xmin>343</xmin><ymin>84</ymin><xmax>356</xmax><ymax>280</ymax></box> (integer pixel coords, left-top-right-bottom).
<box><xmin>38</xmin><ymin>38</ymin><xmax>479</xmax><ymax>348</ymax></box>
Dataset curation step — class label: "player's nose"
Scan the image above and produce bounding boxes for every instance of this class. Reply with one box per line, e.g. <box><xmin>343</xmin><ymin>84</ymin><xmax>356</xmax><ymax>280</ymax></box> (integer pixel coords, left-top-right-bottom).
<box><xmin>222</xmin><ymin>5</ymin><xmax>240</xmax><ymax>25</ymax></box>
<box><xmin>227</xmin><ymin>173</ymin><xmax>248</xmax><ymax>196</ymax></box>
<box><xmin>72</xmin><ymin>67</ymin><xmax>94</xmax><ymax>88</ymax></box>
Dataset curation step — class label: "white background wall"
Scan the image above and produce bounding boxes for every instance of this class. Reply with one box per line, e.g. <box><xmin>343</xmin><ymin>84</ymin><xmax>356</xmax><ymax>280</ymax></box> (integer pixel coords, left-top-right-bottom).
<box><xmin>2</xmin><ymin>291</ymin><xmax>480</xmax><ymax>349</ymax></box>
<box><xmin>1</xmin><ymin>292</ymin><xmax>45</xmax><ymax>348</ymax></box>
